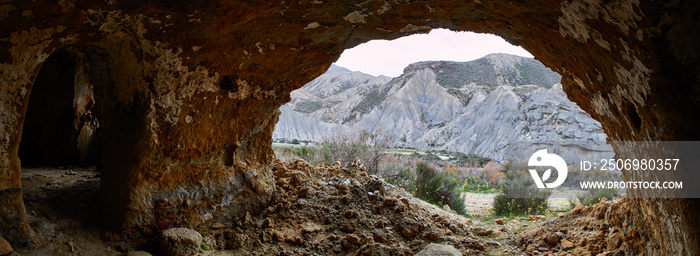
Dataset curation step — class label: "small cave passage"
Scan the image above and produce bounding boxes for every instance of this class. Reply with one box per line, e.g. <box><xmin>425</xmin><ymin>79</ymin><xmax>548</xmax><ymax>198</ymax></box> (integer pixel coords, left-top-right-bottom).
<box><xmin>17</xmin><ymin>49</ymin><xmax>106</xmax><ymax>250</ymax></box>
<box><xmin>19</xmin><ymin>49</ymin><xmax>100</xmax><ymax>167</ymax></box>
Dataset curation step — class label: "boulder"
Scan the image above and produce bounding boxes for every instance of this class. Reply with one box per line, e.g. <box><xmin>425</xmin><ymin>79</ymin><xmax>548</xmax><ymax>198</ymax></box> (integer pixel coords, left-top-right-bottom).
<box><xmin>159</xmin><ymin>228</ymin><xmax>203</xmax><ymax>256</ymax></box>
<box><xmin>416</xmin><ymin>243</ymin><xmax>462</xmax><ymax>256</ymax></box>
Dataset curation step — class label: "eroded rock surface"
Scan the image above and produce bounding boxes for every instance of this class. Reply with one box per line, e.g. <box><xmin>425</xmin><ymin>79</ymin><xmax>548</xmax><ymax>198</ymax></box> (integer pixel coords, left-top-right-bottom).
<box><xmin>0</xmin><ymin>0</ymin><xmax>698</xmax><ymax>254</ymax></box>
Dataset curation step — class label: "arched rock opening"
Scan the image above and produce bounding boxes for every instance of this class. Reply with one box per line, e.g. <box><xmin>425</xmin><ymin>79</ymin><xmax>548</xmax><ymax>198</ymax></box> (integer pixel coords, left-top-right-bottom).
<box><xmin>19</xmin><ymin>48</ymin><xmax>100</xmax><ymax>168</ymax></box>
<box><xmin>0</xmin><ymin>0</ymin><xmax>698</xmax><ymax>254</ymax></box>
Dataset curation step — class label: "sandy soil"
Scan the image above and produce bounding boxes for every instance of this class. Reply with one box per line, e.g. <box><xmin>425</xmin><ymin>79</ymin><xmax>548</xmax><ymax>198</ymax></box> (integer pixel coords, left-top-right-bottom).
<box><xmin>461</xmin><ymin>192</ymin><xmax>496</xmax><ymax>216</ymax></box>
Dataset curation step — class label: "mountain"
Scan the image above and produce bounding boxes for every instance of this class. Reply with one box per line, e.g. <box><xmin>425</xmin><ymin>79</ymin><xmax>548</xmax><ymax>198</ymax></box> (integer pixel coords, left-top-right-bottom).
<box><xmin>286</xmin><ymin>64</ymin><xmax>389</xmax><ymax>114</ymax></box>
<box><xmin>273</xmin><ymin>54</ymin><xmax>612</xmax><ymax>161</ymax></box>
<box><xmin>273</xmin><ymin>105</ymin><xmax>345</xmax><ymax>142</ymax></box>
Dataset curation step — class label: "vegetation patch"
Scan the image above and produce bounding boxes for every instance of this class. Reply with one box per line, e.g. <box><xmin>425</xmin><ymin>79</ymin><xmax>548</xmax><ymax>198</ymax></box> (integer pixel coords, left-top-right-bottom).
<box><xmin>387</xmin><ymin>162</ymin><xmax>467</xmax><ymax>215</ymax></box>
<box><xmin>512</xmin><ymin>62</ymin><xmax>560</xmax><ymax>88</ymax></box>
<box><xmin>348</xmin><ymin>86</ymin><xmax>391</xmax><ymax>122</ymax></box>
<box><xmin>449</xmin><ymin>152</ymin><xmax>492</xmax><ymax>166</ymax></box>
<box><xmin>294</xmin><ymin>100</ymin><xmax>324</xmax><ymax>113</ymax></box>
<box><xmin>446</xmin><ymin>88</ymin><xmax>473</xmax><ymax>106</ymax></box>
<box><xmin>574</xmin><ymin>187</ymin><xmax>618</xmax><ymax>207</ymax></box>
<box><xmin>492</xmin><ymin>161</ymin><xmax>551</xmax><ymax>216</ymax></box>
<box><xmin>460</xmin><ymin>175</ymin><xmax>499</xmax><ymax>193</ymax></box>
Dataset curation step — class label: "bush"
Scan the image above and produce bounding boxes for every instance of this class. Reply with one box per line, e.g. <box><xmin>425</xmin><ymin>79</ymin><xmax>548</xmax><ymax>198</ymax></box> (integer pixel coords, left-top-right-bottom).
<box><xmin>562</xmin><ymin>167</ymin><xmax>621</xmax><ymax>188</ymax></box>
<box><xmin>575</xmin><ymin>187</ymin><xmax>617</xmax><ymax>207</ymax></box>
<box><xmin>291</xmin><ymin>139</ymin><xmax>300</xmax><ymax>145</ymax></box>
<box><xmin>317</xmin><ymin>130</ymin><xmax>386</xmax><ymax>174</ymax></box>
<box><xmin>492</xmin><ymin>161</ymin><xmax>551</xmax><ymax>216</ymax></box>
<box><xmin>384</xmin><ymin>164</ymin><xmax>415</xmax><ymax>192</ymax></box>
<box><xmin>452</xmin><ymin>152</ymin><xmax>492</xmax><ymax>167</ymax></box>
<box><xmin>414</xmin><ymin>162</ymin><xmax>466</xmax><ymax>215</ymax></box>
<box><xmin>461</xmin><ymin>175</ymin><xmax>498</xmax><ymax>193</ymax></box>
<box><xmin>298</xmin><ymin>145</ymin><xmax>315</xmax><ymax>162</ymax></box>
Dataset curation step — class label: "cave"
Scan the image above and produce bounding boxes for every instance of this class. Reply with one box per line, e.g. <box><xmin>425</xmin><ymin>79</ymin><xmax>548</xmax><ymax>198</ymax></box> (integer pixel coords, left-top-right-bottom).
<box><xmin>18</xmin><ymin>48</ymin><xmax>99</xmax><ymax>168</ymax></box>
<box><xmin>0</xmin><ymin>0</ymin><xmax>699</xmax><ymax>255</ymax></box>
<box><xmin>13</xmin><ymin>48</ymin><xmax>104</xmax><ymax>251</ymax></box>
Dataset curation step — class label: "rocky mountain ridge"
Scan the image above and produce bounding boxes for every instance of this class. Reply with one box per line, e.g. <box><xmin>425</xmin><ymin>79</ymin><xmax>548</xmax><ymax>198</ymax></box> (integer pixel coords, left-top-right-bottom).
<box><xmin>273</xmin><ymin>54</ymin><xmax>612</xmax><ymax>161</ymax></box>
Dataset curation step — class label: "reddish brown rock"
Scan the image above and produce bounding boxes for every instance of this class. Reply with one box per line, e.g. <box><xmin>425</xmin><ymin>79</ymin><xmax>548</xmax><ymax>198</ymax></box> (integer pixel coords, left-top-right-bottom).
<box><xmin>561</xmin><ymin>239</ymin><xmax>575</xmax><ymax>250</ymax></box>
<box><xmin>423</xmin><ymin>231</ymin><xmax>440</xmax><ymax>241</ymax></box>
<box><xmin>344</xmin><ymin>234</ymin><xmax>361</xmax><ymax>245</ymax></box>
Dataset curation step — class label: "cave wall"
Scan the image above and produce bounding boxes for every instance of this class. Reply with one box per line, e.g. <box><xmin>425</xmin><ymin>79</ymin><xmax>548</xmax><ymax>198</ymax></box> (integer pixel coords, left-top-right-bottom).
<box><xmin>0</xmin><ymin>0</ymin><xmax>698</xmax><ymax>254</ymax></box>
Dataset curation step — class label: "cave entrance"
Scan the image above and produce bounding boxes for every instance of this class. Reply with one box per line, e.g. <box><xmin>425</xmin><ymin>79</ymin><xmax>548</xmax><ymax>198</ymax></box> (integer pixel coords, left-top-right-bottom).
<box><xmin>18</xmin><ymin>48</ymin><xmax>103</xmax><ymax>232</ymax></box>
<box><xmin>274</xmin><ymin>28</ymin><xmax>614</xmax><ymax>212</ymax></box>
<box><xmin>19</xmin><ymin>48</ymin><xmax>100</xmax><ymax>167</ymax></box>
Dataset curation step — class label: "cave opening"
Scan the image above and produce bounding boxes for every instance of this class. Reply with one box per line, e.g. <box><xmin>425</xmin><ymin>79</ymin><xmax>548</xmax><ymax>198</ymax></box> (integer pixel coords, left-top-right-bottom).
<box><xmin>19</xmin><ymin>48</ymin><xmax>100</xmax><ymax>167</ymax></box>
<box><xmin>273</xmin><ymin>28</ymin><xmax>617</xmax><ymax>213</ymax></box>
<box><xmin>18</xmin><ymin>48</ymin><xmax>104</xmax><ymax>234</ymax></box>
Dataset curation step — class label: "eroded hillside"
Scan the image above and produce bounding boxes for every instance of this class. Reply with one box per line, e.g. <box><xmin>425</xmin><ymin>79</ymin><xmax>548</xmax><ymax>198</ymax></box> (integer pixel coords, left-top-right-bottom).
<box><xmin>274</xmin><ymin>55</ymin><xmax>612</xmax><ymax>161</ymax></box>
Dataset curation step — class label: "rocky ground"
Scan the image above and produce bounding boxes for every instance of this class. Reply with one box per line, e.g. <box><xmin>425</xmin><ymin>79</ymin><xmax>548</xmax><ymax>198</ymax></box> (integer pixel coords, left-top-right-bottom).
<box><xmin>196</xmin><ymin>159</ymin><xmax>491</xmax><ymax>255</ymax></box>
<box><xmin>13</xmin><ymin>160</ymin><xmax>652</xmax><ymax>255</ymax></box>
<box><xmin>516</xmin><ymin>197</ymin><xmax>659</xmax><ymax>255</ymax></box>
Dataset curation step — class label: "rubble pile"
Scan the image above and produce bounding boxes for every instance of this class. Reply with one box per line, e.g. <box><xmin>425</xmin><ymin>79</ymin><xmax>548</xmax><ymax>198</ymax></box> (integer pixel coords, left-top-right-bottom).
<box><xmin>517</xmin><ymin>198</ymin><xmax>657</xmax><ymax>255</ymax></box>
<box><xmin>201</xmin><ymin>159</ymin><xmax>487</xmax><ymax>255</ymax></box>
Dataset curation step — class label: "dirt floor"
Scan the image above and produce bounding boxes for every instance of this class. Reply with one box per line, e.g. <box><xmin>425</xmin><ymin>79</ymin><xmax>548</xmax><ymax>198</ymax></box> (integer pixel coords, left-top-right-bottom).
<box><xmin>16</xmin><ymin>167</ymin><xmax>122</xmax><ymax>255</ymax></box>
<box><xmin>14</xmin><ymin>161</ymin><xmax>650</xmax><ymax>255</ymax></box>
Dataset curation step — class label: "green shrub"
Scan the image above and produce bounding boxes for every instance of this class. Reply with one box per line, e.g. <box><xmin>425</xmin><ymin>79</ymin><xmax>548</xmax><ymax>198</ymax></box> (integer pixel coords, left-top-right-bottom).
<box><xmin>414</xmin><ymin>162</ymin><xmax>466</xmax><ymax>215</ymax></box>
<box><xmin>492</xmin><ymin>162</ymin><xmax>551</xmax><ymax>216</ymax></box>
<box><xmin>575</xmin><ymin>187</ymin><xmax>617</xmax><ymax>207</ymax></box>
<box><xmin>453</xmin><ymin>153</ymin><xmax>492</xmax><ymax>166</ymax></box>
<box><xmin>461</xmin><ymin>175</ymin><xmax>499</xmax><ymax>193</ymax></box>
<box><xmin>563</xmin><ymin>167</ymin><xmax>621</xmax><ymax>189</ymax></box>
<box><xmin>274</xmin><ymin>144</ymin><xmax>317</xmax><ymax>163</ymax></box>
<box><xmin>298</xmin><ymin>145</ymin><xmax>315</xmax><ymax>162</ymax></box>
<box><xmin>291</xmin><ymin>139</ymin><xmax>300</xmax><ymax>144</ymax></box>
<box><xmin>320</xmin><ymin>142</ymin><xmax>333</xmax><ymax>163</ymax></box>
<box><xmin>422</xmin><ymin>152</ymin><xmax>442</xmax><ymax>162</ymax></box>
<box><xmin>384</xmin><ymin>164</ymin><xmax>415</xmax><ymax>192</ymax></box>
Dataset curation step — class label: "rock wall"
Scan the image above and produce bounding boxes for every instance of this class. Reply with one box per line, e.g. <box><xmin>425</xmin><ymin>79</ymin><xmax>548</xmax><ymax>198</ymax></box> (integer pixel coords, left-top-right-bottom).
<box><xmin>0</xmin><ymin>0</ymin><xmax>698</xmax><ymax>254</ymax></box>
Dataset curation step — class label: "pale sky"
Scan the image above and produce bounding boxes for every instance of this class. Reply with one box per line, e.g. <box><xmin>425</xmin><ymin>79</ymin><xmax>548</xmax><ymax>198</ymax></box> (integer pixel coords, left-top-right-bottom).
<box><xmin>334</xmin><ymin>29</ymin><xmax>534</xmax><ymax>77</ymax></box>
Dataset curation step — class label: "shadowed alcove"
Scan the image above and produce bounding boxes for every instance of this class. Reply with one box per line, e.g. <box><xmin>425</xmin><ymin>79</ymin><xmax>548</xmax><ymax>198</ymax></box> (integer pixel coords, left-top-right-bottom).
<box><xmin>19</xmin><ymin>48</ymin><xmax>100</xmax><ymax>168</ymax></box>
